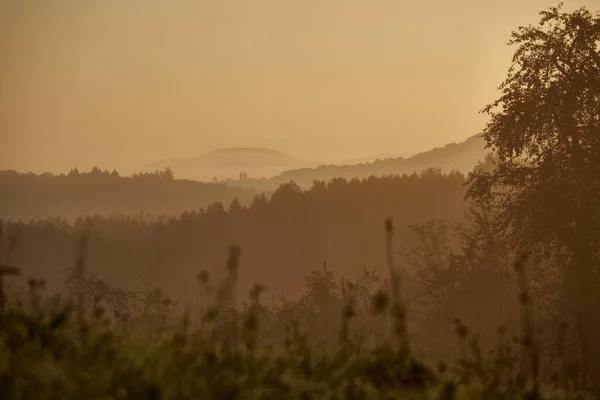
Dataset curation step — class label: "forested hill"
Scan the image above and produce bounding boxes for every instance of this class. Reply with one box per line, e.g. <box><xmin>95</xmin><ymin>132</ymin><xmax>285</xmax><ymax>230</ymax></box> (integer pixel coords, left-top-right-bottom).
<box><xmin>7</xmin><ymin>169</ymin><xmax>470</xmax><ymax>302</ymax></box>
<box><xmin>0</xmin><ymin>168</ymin><xmax>258</xmax><ymax>221</ymax></box>
<box><xmin>0</xmin><ymin>135</ymin><xmax>486</xmax><ymax>220</ymax></box>
<box><xmin>227</xmin><ymin>134</ymin><xmax>487</xmax><ymax>191</ymax></box>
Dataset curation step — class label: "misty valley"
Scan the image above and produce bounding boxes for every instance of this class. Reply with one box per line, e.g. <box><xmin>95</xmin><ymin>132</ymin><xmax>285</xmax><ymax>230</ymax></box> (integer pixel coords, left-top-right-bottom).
<box><xmin>1</xmin><ymin>3</ymin><xmax>600</xmax><ymax>399</ymax></box>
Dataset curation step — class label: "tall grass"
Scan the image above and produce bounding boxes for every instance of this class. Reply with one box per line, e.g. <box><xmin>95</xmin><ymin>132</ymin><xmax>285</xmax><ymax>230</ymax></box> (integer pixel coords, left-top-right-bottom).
<box><xmin>0</xmin><ymin>219</ymin><xmax>596</xmax><ymax>399</ymax></box>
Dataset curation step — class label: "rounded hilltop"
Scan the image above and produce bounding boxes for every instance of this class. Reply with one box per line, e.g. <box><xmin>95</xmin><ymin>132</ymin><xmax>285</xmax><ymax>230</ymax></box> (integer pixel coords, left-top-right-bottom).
<box><xmin>191</xmin><ymin>147</ymin><xmax>308</xmax><ymax>168</ymax></box>
<box><xmin>207</xmin><ymin>147</ymin><xmax>286</xmax><ymax>155</ymax></box>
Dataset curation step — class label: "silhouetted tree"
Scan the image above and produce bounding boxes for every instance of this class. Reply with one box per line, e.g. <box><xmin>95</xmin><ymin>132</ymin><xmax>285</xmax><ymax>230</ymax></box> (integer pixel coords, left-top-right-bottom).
<box><xmin>466</xmin><ymin>3</ymin><xmax>600</xmax><ymax>379</ymax></box>
<box><xmin>229</xmin><ymin>198</ymin><xmax>243</xmax><ymax>215</ymax></box>
<box><xmin>405</xmin><ymin>203</ymin><xmax>519</xmax><ymax>358</ymax></box>
<box><xmin>162</xmin><ymin>167</ymin><xmax>175</xmax><ymax>180</ymax></box>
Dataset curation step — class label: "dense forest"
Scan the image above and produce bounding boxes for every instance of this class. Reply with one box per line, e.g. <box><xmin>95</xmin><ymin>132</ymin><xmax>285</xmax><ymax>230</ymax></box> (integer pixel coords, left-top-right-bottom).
<box><xmin>0</xmin><ymin>157</ymin><xmax>582</xmax><ymax>366</ymax></box>
<box><xmin>4</xmin><ymin>168</ymin><xmax>468</xmax><ymax>301</ymax></box>
<box><xmin>0</xmin><ymin>167</ymin><xmax>258</xmax><ymax>221</ymax></box>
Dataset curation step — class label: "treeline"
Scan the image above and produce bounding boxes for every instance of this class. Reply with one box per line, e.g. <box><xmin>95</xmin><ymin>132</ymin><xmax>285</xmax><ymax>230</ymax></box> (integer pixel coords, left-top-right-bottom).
<box><xmin>0</xmin><ymin>167</ymin><xmax>258</xmax><ymax>221</ymax></box>
<box><xmin>0</xmin><ymin>165</ymin><xmax>574</xmax><ymax>364</ymax></box>
<box><xmin>4</xmin><ymin>168</ymin><xmax>468</xmax><ymax>303</ymax></box>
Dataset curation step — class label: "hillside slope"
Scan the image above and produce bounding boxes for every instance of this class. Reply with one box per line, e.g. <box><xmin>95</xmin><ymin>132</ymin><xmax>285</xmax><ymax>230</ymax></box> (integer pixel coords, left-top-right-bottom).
<box><xmin>227</xmin><ymin>134</ymin><xmax>488</xmax><ymax>191</ymax></box>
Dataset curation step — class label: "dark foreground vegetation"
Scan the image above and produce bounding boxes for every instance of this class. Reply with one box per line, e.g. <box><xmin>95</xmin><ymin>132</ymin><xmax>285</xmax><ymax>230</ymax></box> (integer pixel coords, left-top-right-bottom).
<box><xmin>0</xmin><ymin>3</ymin><xmax>599</xmax><ymax>399</ymax></box>
<box><xmin>0</xmin><ymin>223</ymin><xmax>594</xmax><ymax>399</ymax></box>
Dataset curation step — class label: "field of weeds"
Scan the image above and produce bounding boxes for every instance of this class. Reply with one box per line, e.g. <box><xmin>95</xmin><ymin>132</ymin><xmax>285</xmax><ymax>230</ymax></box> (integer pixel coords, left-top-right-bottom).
<box><xmin>0</xmin><ymin>220</ymin><xmax>595</xmax><ymax>400</ymax></box>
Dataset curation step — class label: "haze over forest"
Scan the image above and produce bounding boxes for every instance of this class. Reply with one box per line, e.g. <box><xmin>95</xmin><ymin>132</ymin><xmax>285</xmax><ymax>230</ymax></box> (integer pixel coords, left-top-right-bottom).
<box><xmin>2</xmin><ymin>1</ymin><xmax>600</xmax><ymax>396</ymax></box>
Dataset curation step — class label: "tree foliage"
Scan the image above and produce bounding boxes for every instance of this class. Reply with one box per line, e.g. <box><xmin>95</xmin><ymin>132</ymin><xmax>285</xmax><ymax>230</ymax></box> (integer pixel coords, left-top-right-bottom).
<box><xmin>467</xmin><ymin>4</ymin><xmax>600</xmax><ymax>253</ymax></box>
<box><xmin>466</xmin><ymin>3</ymin><xmax>600</xmax><ymax>379</ymax></box>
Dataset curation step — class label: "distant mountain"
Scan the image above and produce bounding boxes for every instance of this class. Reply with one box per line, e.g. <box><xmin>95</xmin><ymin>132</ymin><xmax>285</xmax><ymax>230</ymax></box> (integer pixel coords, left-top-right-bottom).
<box><xmin>147</xmin><ymin>147</ymin><xmax>313</xmax><ymax>181</ymax></box>
<box><xmin>226</xmin><ymin>134</ymin><xmax>489</xmax><ymax>191</ymax></box>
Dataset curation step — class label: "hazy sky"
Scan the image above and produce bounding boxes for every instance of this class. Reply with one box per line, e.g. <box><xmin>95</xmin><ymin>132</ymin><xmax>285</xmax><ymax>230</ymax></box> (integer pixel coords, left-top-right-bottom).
<box><xmin>1</xmin><ymin>0</ymin><xmax>597</xmax><ymax>173</ymax></box>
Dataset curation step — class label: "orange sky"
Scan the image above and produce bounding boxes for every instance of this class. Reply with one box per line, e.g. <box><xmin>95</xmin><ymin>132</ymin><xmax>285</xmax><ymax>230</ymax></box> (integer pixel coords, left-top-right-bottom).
<box><xmin>0</xmin><ymin>0</ymin><xmax>596</xmax><ymax>174</ymax></box>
